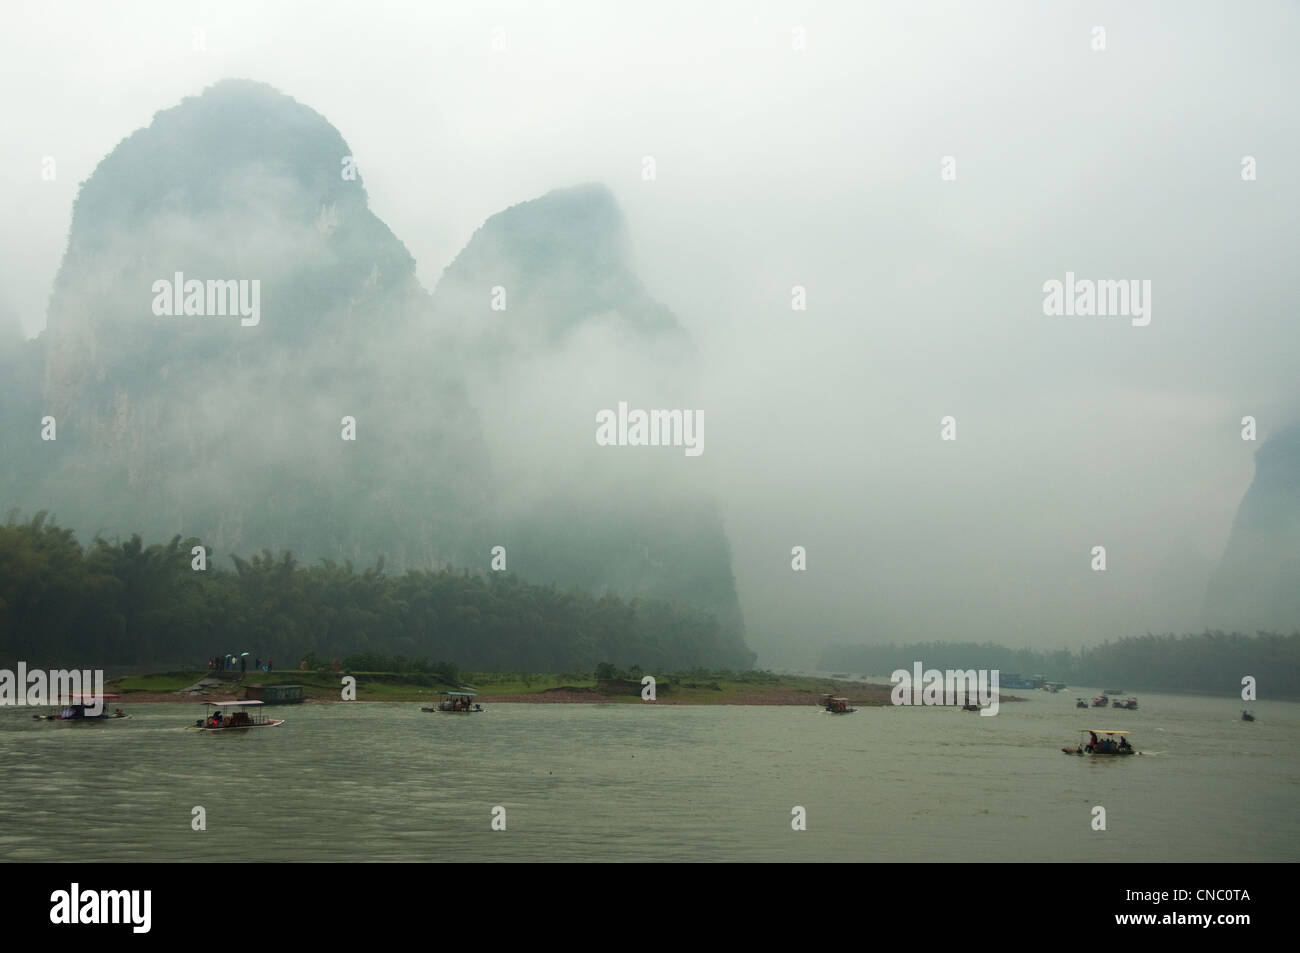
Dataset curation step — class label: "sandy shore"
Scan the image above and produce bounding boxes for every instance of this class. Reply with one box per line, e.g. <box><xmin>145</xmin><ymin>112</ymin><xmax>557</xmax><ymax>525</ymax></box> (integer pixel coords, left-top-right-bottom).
<box><xmin>109</xmin><ymin>685</ymin><xmax>1019</xmax><ymax>706</ymax></box>
<box><xmin>474</xmin><ymin>691</ymin><xmax>844</xmax><ymax>705</ymax></box>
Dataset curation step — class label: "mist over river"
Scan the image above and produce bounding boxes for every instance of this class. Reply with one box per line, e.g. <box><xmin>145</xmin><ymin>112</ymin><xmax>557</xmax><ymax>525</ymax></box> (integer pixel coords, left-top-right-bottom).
<box><xmin>2</xmin><ymin>690</ymin><xmax>1294</xmax><ymax>862</ymax></box>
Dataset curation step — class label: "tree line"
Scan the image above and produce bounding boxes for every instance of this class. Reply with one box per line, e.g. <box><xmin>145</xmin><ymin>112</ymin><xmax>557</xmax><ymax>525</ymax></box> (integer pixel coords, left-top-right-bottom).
<box><xmin>819</xmin><ymin>632</ymin><xmax>1300</xmax><ymax>697</ymax></box>
<box><xmin>0</xmin><ymin>512</ymin><xmax>751</xmax><ymax>671</ymax></box>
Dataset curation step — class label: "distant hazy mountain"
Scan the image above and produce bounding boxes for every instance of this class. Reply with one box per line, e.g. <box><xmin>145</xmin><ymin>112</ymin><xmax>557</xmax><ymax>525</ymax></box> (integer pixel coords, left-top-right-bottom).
<box><xmin>434</xmin><ymin>182</ymin><xmax>688</xmax><ymax>350</ymax></box>
<box><xmin>2</xmin><ymin>79</ymin><xmax>752</xmax><ymax>668</ymax></box>
<box><xmin>1206</xmin><ymin>423</ymin><xmax>1300</xmax><ymax>632</ymax></box>
<box><xmin>431</xmin><ymin>182</ymin><xmax>747</xmax><ymax>657</ymax></box>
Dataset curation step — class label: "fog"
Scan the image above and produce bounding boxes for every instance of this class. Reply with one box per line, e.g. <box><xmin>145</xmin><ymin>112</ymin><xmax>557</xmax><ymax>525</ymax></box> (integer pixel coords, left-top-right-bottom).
<box><xmin>2</xmin><ymin>1</ymin><xmax>1298</xmax><ymax>667</ymax></box>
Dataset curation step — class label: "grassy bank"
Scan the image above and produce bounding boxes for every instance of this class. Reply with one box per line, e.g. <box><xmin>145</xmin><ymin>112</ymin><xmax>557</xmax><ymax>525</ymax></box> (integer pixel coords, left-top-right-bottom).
<box><xmin>108</xmin><ymin>669</ymin><xmax>909</xmax><ymax>705</ymax></box>
<box><xmin>112</xmin><ymin>669</ymin><xmax>457</xmax><ymax>701</ymax></box>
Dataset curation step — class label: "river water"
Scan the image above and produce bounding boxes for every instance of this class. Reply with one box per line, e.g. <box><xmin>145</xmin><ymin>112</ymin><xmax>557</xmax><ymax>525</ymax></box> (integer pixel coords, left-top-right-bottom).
<box><xmin>1</xmin><ymin>688</ymin><xmax>1295</xmax><ymax>862</ymax></box>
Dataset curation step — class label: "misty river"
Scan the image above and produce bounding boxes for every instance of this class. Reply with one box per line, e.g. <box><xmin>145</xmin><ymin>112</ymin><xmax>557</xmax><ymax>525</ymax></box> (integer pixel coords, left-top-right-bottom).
<box><xmin>2</xmin><ymin>689</ymin><xmax>1295</xmax><ymax>862</ymax></box>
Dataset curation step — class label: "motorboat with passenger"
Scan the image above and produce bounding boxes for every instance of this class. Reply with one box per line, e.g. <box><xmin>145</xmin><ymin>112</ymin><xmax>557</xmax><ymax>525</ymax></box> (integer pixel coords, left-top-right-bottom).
<box><xmin>1061</xmin><ymin>729</ymin><xmax>1138</xmax><ymax>756</ymax></box>
<box><xmin>422</xmin><ymin>691</ymin><xmax>483</xmax><ymax>713</ymax></box>
<box><xmin>821</xmin><ymin>694</ymin><xmax>857</xmax><ymax>714</ymax></box>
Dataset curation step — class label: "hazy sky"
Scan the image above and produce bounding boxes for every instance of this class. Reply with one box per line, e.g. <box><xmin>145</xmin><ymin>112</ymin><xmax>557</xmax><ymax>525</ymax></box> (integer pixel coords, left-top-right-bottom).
<box><xmin>3</xmin><ymin>1</ymin><xmax>1298</xmax><ymax>665</ymax></box>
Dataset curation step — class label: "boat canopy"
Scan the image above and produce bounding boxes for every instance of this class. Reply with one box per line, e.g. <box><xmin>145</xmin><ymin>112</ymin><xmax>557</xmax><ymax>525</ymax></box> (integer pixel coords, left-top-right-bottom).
<box><xmin>208</xmin><ymin>700</ymin><xmax>264</xmax><ymax>707</ymax></box>
<box><xmin>443</xmin><ymin>691</ymin><xmax>477</xmax><ymax>696</ymax></box>
<box><xmin>1081</xmin><ymin>728</ymin><xmax>1130</xmax><ymax>734</ymax></box>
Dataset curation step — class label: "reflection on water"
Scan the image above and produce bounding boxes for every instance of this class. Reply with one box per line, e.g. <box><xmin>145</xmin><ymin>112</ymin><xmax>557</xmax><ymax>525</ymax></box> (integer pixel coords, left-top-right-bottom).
<box><xmin>1</xmin><ymin>690</ymin><xmax>1296</xmax><ymax>861</ymax></box>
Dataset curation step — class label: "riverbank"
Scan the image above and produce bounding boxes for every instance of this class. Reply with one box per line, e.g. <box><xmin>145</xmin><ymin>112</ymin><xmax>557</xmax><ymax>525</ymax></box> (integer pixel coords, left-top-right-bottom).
<box><xmin>106</xmin><ymin>670</ymin><xmax>1021</xmax><ymax>706</ymax></box>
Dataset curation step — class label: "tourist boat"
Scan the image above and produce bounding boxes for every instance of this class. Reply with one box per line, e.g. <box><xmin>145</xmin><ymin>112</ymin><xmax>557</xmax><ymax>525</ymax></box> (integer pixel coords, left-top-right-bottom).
<box><xmin>191</xmin><ymin>700</ymin><xmax>284</xmax><ymax>731</ymax></box>
<box><xmin>1090</xmin><ymin>694</ymin><xmax>1108</xmax><ymax>707</ymax></box>
<box><xmin>1111</xmin><ymin>696</ymin><xmax>1138</xmax><ymax>710</ymax></box>
<box><xmin>1241</xmin><ymin>710</ymin><xmax>1255</xmax><ymax>722</ymax></box>
<box><xmin>34</xmin><ymin>694</ymin><xmax>127</xmax><ymax>722</ymax></box>
<box><xmin>422</xmin><ymin>691</ymin><xmax>483</xmax><ymax>713</ymax></box>
<box><xmin>1061</xmin><ymin>729</ymin><xmax>1138</xmax><ymax>756</ymax></box>
<box><xmin>961</xmin><ymin>703</ymin><xmax>981</xmax><ymax>711</ymax></box>
<box><xmin>820</xmin><ymin>694</ymin><xmax>857</xmax><ymax>714</ymax></box>
<box><xmin>1075</xmin><ymin>698</ymin><xmax>1088</xmax><ymax>708</ymax></box>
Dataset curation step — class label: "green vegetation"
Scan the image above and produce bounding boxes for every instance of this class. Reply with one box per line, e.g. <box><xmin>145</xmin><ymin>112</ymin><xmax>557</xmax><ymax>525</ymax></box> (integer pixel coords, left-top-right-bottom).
<box><xmin>115</xmin><ymin>672</ymin><xmax>205</xmax><ymax>692</ymax></box>
<box><xmin>467</xmin><ymin>671</ymin><xmax>597</xmax><ymax>694</ymax></box>
<box><xmin>819</xmin><ymin>633</ymin><xmax>1300</xmax><ymax>697</ymax></box>
<box><xmin>0</xmin><ymin>512</ymin><xmax>748</xmax><ymax>672</ymax></box>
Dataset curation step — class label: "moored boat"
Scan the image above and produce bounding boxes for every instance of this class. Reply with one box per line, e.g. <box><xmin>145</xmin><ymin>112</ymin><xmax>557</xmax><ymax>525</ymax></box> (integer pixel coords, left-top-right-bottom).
<box><xmin>1110</xmin><ymin>696</ymin><xmax>1138</xmax><ymax>710</ymax></box>
<box><xmin>999</xmin><ymin>673</ymin><xmax>1044</xmax><ymax>690</ymax></box>
<box><xmin>191</xmin><ymin>700</ymin><xmax>284</xmax><ymax>731</ymax></box>
<box><xmin>1241</xmin><ymin>709</ymin><xmax>1255</xmax><ymax>722</ymax></box>
<box><xmin>244</xmin><ymin>683</ymin><xmax>304</xmax><ymax>705</ymax></box>
<box><xmin>1075</xmin><ymin>698</ymin><xmax>1088</xmax><ymax>708</ymax></box>
<box><xmin>1090</xmin><ymin>694</ymin><xmax>1107</xmax><ymax>707</ymax></box>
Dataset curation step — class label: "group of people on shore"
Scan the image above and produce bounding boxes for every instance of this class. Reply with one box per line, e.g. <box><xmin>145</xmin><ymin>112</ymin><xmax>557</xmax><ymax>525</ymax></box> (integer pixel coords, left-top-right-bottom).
<box><xmin>207</xmin><ymin>654</ymin><xmax>274</xmax><ymax>674</ymax></box>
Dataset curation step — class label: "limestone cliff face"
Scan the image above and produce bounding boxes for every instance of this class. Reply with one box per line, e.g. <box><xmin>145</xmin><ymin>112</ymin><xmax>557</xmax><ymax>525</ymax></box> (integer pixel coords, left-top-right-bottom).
<box><xmin>1206</xmin><ymin>423</ymin><xmax>1300</xmax><ymax>632</ymax></box>
<box><xmin>46</xmin><ymin>78</ymin><xmax>419</xmax><ymax>413</ymax></box>
<box><xmin>33</xmin><ymin>78</ymin><xmax>483</xmax><ymax>565</ymax></box>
